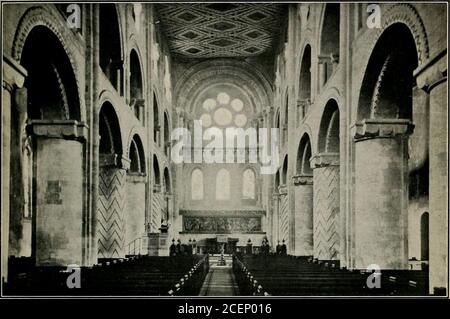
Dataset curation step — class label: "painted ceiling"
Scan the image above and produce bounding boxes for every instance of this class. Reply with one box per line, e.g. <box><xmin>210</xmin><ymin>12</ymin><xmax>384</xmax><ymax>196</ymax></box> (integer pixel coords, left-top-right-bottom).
<box><xmin>155</xmin><ymin>3</ymin><xmax>287</xmax><ymax>58</ymax></box>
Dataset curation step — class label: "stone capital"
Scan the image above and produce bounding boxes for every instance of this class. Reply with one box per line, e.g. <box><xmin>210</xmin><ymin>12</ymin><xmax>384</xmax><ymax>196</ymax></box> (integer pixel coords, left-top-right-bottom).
<box><xmin>153</xmin><ymin>184</ymin><xmax>162</xmax><ymax>193</ymax></box>
<box><xmin>27</xmin><ymin>120</ymin><xmax>88</xmax><ymax>141</ymax></box>
<box><xmin>3</xmin><ymin>54</ymin><xmax>27</xmax><ymax>92</ymax></box>
<box><xmin>310</xmin><ymin>153</ymin><xmax>339</xmax><ymax>168</ymax></box>
<box><xmin>100</xmin><ymin>153</ymin><xmax>131</xmax><ymax>170</ymax></box>
<box><xmin>351</xmin><ymin>119</ymin><xmax>414</xmax><ymax>141</ymax></box>
<box><xmin>272</xmin><ymin>192</ymin><xmax>279</xmax><ymax>200</ymax></box>
<box><xmin>292</xmin><ymin>174</ymin><xmax>313</xmax><ymax>185</ymax></box>
<box><xmin>414</xmin><ymin>48</ymin><xmax>447</xmax><ymax>92</ymax></box>
<box><xmin>278</xmin><ymin>184</ymin><xmax>287</xmax><ymax>195</ymax></box>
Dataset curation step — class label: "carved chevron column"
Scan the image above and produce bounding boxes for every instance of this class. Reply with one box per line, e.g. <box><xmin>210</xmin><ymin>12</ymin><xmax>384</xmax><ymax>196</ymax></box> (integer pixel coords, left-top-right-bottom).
<box><xmin>311</xmin><ymin>153</ymin><xmax>340</xmax><ymax>261</ymax></box>
<box><xmin>98</xmin><ymin>154</ymin><xmax>130</xmax><ymax>259</ymax></box>
<box><xmin>278</xmin><ymin>185</ymin><xmax>289</xmax><ymax>246</ymax></box>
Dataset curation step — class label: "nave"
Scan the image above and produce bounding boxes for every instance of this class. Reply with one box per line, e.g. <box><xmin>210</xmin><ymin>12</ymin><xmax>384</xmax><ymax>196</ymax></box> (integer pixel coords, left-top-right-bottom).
<box><xmin>5</xmin><ymin>252</ymin><xmax>428</xmax><ymax>296</ymax></box>
<box><xmin>2</xmin><ymin>3</ymin><xmax>447</xmax><ymax>297</ymax></box>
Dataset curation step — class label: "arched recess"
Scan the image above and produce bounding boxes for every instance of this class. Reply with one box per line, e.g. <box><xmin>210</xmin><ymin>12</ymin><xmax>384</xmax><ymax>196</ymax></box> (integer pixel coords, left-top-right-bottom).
<box><xmin>9</xmin><ymin>24</ymin><xmax>84</xmax><ymax>264</ymax></box>
<box><xmin>153</xmin><ymin>154</ymin><xmax>161</xmax><ymax>187</ymax></box>
<box><xmin>163</xmin><ymin>167</ymin><xmax>171</xmax><ymax>194</ymax></box>
<box><xmin>153</xmin><ymin>93</ymin><xmax>160</xmax><ymax>145</ymax></box>
<box><xmin>99</xmin><ymin>4</ymin><xmax>123</xmax><ymax>95</ymax></box>
<box><xmin>353</xmin><ymin>23</ymin><xmax>421</xmax><ymax>269</ymax></box>
<box><xmin>297</xmin><ymin>44</ymin><xmax>312</xmax><ymax>120</ymax></box>
<box><xmin>283</xmin><ymin>93</ymin><xmax>289</xmax><ymax>146</ymax></box>
<box><xmin>129</xmin><ymin>49</ymin><xmax>144</xmax><ymax>123</ymax></box>
<box><xmin>128</xmin><ymin>134</ymin><xmax>145</xmax><ymax>174</ymax></box>
<box><xmin>282</xmin><ymin>155</ymin><xmax>289</xmax><ymax>185</ymax></box>
<box><xmin>216</xmin><ymin>168</ymin><xmax>230</xmax><ymax>200</ymax></box>
<box><xmin>318</xmin><ymin>4</ymin><xmax>340</xmax><ymax>87</ymax></box>
<box><xmin>318</xmin><ymin>99</ymin><xmax>340</xmax><ymax>153</ymax></box>
<box><xmin>296</xmin><ymin>134</ymin><xmax>313</xmax><ymax>175</ymax></box>
<box><xmin>191</xmin><ymin>168</ymin><xmax>204</xmax><ymax>200</ymax></box>
<box><xmin>163</xmin><ymin>111</ymin><xmax>170</xmax><ymax>156</ymax></box>
<box><xmin>98</xmin><ymin>101</ymin><xmax>127</xmax><ymax>259</ymax></box>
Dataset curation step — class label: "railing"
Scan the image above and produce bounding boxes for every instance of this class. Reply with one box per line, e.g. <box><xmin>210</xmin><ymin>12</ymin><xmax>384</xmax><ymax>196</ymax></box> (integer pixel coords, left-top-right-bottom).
<box><xmin>127</xmin><ymin>236</ymin><xmax>145</xmax><ymax>256</ymax></box>
<box><xmin>168</xmin><ymin>254</ymin><xmax>210</xmax><ymax>296</ymax></box>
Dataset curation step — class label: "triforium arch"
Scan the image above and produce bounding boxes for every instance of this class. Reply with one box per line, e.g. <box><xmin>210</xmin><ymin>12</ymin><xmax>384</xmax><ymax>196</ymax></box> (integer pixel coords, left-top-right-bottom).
<box><xmin>163</xmin><ymin>111</ymin><xmax>170</xmax><ymax>156</ymax></box>
<box><xmin>311</xmin><ymin>98</ymin><xmax>340</xmax><ymax>261</ymax></box>
<box><xmin>293</xmin><ymin>133</ymin><xmax>314</xmax><ymax>256</ymax></box>
<box><xmin>297</xmin><ymin>43</ymin><xmax>312</xmax><ymax>120</ymax></box>
<box><xmin>97</xmin><ymin>101</ymin><xmax>128</xmax><ymax>259</ymax></box>
<box><xmin>318</xmin><ymin>3</ymin><xmax>340</xmax><ymax>87</ymax></box>
<box><xmin>99</xmin><ymin>4</ymin><xmax>124</xmax><ymax>95</ymax></box>
<box><xmin>153</xmin><ymin>92</ymin><xmax>161</xmax><ymax>145</ymax></box>
<box><xmin>129</xmin><ymin>48</ymin><xmax>144</xmax><ymax>123</ymax></box>
<box><xmin>352</xmin><ymin>22</ymin><xmax>420</xmax><ymax>270</ymax></box>
<box><xmin>10</xmin><ymin>23</ymin><xmax>86</xmax><ymax>266</ymax></box>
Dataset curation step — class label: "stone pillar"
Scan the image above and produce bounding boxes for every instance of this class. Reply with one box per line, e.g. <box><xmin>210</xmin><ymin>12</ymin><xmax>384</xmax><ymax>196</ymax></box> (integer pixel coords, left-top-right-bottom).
<box><xmin>352</xmin><ymin>119</ymin><xmax>413</xmax><ymax>269</ymax></box>
<box><xmin>416</xmin><ymin>55</ymin><xmax>448</xmax><ymax>294</ymax></box>
<box><xmin>293</xmin><ymin>175</ymin><xmax>313</xmax><ymax>256</ymax></box>
<box><xmin>98</xmin><ymin>154</ymin><xmax>129</xmax><ymax>259</ymax></box>
<box><xmin>29</xmin><ymin>120</ymin><xmax>88</xmax><ymax>266</ymax></box>
<box><xmin>271</xmin><ymin>193</ymin><xmax>280</xmax><ymax>248</ymax></box>
<box><xmin>311</xmin><ymin>153</ymin><xmax>340</xmax><ymax>260</ymax></box>
<box><xmin>2</xmin><ymin>54</ymin><xmax>27</xmax><ymax>282</ymax></box>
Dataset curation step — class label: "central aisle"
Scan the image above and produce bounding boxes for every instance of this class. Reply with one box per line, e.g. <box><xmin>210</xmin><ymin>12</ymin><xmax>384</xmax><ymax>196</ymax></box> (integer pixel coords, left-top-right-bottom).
<box><xmin>199</xmin><ymin>256</ymin><xmax>239</xmax><ymax>296</ymax></box>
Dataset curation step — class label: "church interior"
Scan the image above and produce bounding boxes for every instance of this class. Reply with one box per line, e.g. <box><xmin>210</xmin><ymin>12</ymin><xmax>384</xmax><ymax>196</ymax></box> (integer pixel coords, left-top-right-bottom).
<box><xmin>1</xmin><ymin>2</ymin><xmax>448</xmax><ymax>297</ymax></box>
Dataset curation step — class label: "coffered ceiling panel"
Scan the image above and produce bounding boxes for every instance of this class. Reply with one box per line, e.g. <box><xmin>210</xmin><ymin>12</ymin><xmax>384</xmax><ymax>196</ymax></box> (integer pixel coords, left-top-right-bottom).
<box><xmin>155</xmin><ymin>3</ymin><xmax>287</xmax><ymax>58</ymax></box>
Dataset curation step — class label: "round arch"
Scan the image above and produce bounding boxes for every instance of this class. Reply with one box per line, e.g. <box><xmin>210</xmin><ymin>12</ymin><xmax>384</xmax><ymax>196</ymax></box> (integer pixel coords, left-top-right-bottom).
<box><xmin>318</xmin><ymin>99</ymin><xmax>340</xmax><ymax>154</ymax></box>
<box><xmin>99</xmin><ymin>101</ymin><xmax>123</xmax><ymax>156</ymax></box>
<box><xmin>175</xmin><ymin>59</ymin><xmax>272</xmax><ymax>115</ymax></box>
<box><xmin>357</xmin><ymin>23</ymin><xmax>418</xmax><ymax>121</ymax></box>
<box><xmin>128</xmin><ymin>134</ymin><xmax>146</xmax><ymax>174</ymax></box>
<box><xmin>296</xmin><ymin>133</ymin><xmax>313</xmax><ymax>175</ymax></box>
